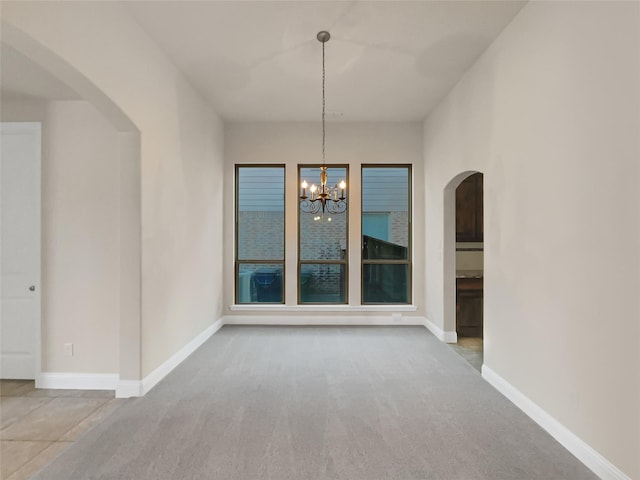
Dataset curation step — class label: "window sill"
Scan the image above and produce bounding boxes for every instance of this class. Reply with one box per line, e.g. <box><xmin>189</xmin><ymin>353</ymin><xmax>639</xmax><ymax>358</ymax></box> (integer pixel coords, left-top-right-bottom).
<box><xmin>229</xmin><ymin>304</ymin><xmax>418</xmax><ymax>312</ymax></box>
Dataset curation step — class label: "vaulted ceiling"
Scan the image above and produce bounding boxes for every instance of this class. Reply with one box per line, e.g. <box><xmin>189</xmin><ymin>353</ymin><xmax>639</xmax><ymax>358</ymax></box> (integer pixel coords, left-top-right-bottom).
<box><xmin>2</xmin><ymin>1</ymin><xmax>527</xmax><ymax>121</ymax></box>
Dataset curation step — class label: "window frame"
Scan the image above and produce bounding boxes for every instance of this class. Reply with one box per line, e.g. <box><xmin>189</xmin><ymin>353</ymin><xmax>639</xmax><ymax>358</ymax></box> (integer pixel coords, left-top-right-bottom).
<box><xmin>234</xmin><ymin>164</ymin><xmax>286</xmax><ymax>304</ymax></box>
<box><xmin>297</xmin><ymin>163</ymin><xmax>349</xmax><ymax>305</ymax></box>
<box><xmin>361</xmin><ymin>164</ymin><xmax>412</xmax><ymax>305</ymax></box>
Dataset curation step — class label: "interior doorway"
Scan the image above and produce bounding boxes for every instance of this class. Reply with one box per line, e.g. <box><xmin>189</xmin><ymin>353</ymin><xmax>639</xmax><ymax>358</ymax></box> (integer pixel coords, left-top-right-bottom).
<box><xmin>447</xmin><ymin>172</ymin><xmax>484</xmax><ymax>371</ymax></box>
<box><xmin>1</xmin><ymin>122</ymin><xmax>41</xmax><ymax>380</ymax></box>
<box><xmin>1</xmin><ymin>34</ymin><xmax>142</xmax><ymax>393</ymax></box>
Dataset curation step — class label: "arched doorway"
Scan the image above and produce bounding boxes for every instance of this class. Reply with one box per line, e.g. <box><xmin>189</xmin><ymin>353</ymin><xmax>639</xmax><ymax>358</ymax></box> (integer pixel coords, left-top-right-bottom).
<box><xmin>443</xmin><ymin>171</ymin><xmax>484</xmax><ymax>371</ymax></box>
<box><xmin>1</xmin><ymin>24</ymin><xmax>142</xmax><ymax>392</ymax></box>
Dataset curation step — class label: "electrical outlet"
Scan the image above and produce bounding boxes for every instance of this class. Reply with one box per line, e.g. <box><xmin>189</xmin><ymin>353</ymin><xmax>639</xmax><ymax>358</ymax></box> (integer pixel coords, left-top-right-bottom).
<box><xmin>64</xmin><ymin>343</ymin><xmax>74</xmax><ymax>357</ymax></box>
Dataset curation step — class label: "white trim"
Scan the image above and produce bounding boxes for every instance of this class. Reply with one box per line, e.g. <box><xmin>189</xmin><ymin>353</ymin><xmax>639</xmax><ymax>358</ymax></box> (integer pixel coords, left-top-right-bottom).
<box><xmin>115</xmin><ymin>380</ymin><xmax>142</xmax><ymax>398</ymax></box>
<box><xmin>224</xmin><ymin>315</ymin><xmax>425</xmax><ymax>326</ymax></box>
<box><xmin>442</xmin><ymin>330</ymin><xmax>457</xmax><ymax>343</ymax></box>
<box><xmin>229</xmin><ymin>304</ymin><xmax>418</xmax><ymax>312</ymax></box>
<box><xmin>482</xmin><ymin>365</ymin><xmax>631</xmax><ymax>480</ymax></box>
<box><xmin>37</xmin><ymin>373</ymin><xmax>118</xmax><ymax>390</ymax></box>
<box><xmin>115</xmin><ymin>319</ymin><xmax>224</xmax><ymax>398</ymax></box>
<box><xmin>139</xmin><ymin>318</ymin><xmax>224</xmax><ymax>396</ymax></box>
<box><xmin>424</xmin><ymin>317</ymin><xmax>457</xmax><ymax>343</ymax></box>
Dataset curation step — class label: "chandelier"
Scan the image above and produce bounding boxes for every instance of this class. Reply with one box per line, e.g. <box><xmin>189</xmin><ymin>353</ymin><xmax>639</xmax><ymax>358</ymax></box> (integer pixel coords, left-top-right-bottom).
<box><xmin>300</xmin><ymin>31</ymin><xmax>347</xmax><ymax>215</ymax></box>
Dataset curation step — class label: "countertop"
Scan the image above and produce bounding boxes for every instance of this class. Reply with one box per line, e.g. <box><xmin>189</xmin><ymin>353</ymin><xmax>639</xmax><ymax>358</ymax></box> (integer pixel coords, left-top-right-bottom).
<box><xmin>456</xmin><ymin>270</ymin><xmax>483</xmax><ymax>279</ymax></box>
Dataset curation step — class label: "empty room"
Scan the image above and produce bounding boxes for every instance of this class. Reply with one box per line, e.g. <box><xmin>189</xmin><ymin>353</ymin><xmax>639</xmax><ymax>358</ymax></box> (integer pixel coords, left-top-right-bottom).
<box><xmin>1</xmin><ymin>1</ymin><xmax>638</xmax><ymax>479</ymax></box>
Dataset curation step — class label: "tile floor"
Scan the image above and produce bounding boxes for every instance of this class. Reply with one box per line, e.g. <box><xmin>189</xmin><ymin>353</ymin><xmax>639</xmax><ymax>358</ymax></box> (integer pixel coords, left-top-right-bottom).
<box><xmin>0</xmin><ymin>380</ymin><xmax>124</xmax><ymax>480</ymax></box>
<box><xmin>448</xmin><ymin>336</ymin><xmax>483</xmax><ymax>372</ymax></box>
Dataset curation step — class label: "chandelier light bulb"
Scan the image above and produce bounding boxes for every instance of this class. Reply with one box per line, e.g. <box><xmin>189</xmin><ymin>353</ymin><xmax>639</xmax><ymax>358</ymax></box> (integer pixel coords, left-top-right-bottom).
<box><xmin>301</xmin><ymin>180</ymin><xmax>308</xmax><ymax>189</ymax></box>
<box><xmin>310</xmin><ymin>184</ymin><xmax>317</xmax><ymax>193</ymax></box>
<box><xmin>339</xmin><ymin>180</ymin><xmax>346</xmax><ymax>190</ymax></box>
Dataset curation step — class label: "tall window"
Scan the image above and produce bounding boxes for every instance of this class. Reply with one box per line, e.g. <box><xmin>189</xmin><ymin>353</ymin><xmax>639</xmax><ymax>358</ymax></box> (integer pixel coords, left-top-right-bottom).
<box><xmin>298</xmin><ymin>165</ymin><xmax>348</xmax><ymax>304</ymax></box>
<box><xmin>235</xmin><ymin>165</ymin><xmax>285</xmax><ymax>304</ymax></box>
<box><xmin>362</xmin><ymin>165</ymin><xmax>411</xmax><ymax>303</ymax></box>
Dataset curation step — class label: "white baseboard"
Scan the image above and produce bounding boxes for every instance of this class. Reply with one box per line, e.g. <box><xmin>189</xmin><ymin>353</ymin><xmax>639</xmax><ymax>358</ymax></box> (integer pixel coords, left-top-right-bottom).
<box><xmin>482</xmin><ymin>365</ymin><xmax>631</xmax><ymax>480</ymax></box>
<box><xmin>223</xmin><ymin>315</ymin><xmax>425</xmax><ymax>326</ymax></box>
<box><xmin>38</xmin><ymin>373</ymin><xmax>119</xmax><ymax>390</ymax></box>
<box><xmin>115</xmin><ymin>380</ymin><xmax>142</xmax><ymax>398</ymax></box>
<box><xmin>442</xmin><ymin>330</ymin><xmax>457</xmax><ymax>343</ymax></box>
<box><xmin>424</xmin><ymin>317</ymin><xmax>457</xmax><ymax>343</ymax></box>
<box><xmin>115</xmin><ymin>318</ymin><xmax>224</xmax><ymax>399</ymax></box>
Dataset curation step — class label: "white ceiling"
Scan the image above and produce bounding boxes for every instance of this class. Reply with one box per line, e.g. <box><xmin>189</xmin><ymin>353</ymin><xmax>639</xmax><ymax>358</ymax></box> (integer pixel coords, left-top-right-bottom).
<box><xmin>1</xmin><ymin>1</ymin><xmax>526</xmax><ymax>121</ymax></box>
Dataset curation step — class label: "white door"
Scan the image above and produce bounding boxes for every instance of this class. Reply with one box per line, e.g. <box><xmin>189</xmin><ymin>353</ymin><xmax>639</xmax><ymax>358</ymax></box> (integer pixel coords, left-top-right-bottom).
<box><xmin>1</xmin><ymin>122</ymin><xmax>41</xmax><ymax>379</ymax></box>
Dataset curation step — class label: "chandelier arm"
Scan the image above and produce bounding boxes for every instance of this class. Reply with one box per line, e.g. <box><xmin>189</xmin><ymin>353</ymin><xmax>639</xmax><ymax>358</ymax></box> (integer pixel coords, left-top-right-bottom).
<box><xmin>325</xmin><ymin>200</ymin><xmax>348</xmax><ymax>215</ymax></box>
<box><xmin>300</xmin><ymin>198</ymin><xmax>321</xmax><ymax>215</ymax></box>
<box><xmin>300</xmin><ymin>197</ymin><xmax>347</xmax><ymax>215</ymax></box>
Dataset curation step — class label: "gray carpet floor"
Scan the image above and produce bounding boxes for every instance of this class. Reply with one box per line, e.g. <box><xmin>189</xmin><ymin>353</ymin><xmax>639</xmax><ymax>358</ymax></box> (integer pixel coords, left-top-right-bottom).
<box><xmin>35</xmin><ymin>326</ymin><xmax>597</xmax><ymax>479</ymax></box>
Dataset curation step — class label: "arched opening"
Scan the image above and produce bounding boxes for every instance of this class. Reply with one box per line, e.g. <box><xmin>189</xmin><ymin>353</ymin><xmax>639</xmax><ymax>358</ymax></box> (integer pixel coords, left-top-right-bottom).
<box><xmin>443</xmin><ymin>171</ymin><xmax>484</xmax><ymax>371</ymax></box>
<box><xmin>1</xmin><ymin>23</ymin><xmax>141</xmax><ymax>393</ymax></box>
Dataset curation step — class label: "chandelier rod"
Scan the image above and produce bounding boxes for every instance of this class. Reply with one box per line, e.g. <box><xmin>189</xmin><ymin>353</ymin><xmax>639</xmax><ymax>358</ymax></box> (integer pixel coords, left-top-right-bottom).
<box><xmin>321</xmin><ymin>33</ymin><xmax>326</xmax><ymax>164</ymax></box>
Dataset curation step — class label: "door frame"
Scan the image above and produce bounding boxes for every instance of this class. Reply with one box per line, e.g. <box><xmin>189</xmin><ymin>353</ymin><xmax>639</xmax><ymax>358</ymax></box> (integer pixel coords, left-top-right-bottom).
<box><xmin>443</xmin><ymin>170</ymin><xmax>483</xmax><ymax>341</ymax></box>
<box><xmin>1</xmin><ymin>122</ymin><xmax>42</xmax><ymax>382</ymax></box>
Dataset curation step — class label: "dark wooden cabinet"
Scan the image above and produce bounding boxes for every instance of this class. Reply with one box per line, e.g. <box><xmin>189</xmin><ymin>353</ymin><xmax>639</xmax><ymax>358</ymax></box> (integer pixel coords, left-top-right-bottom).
<box><xmin>456</xmin><ymin>278</ymin><xmax>483</xmax><ymax>338</ymax></box>
<box><xmin>456</xmin><ymin>173</ymin><xmax>483</xmax><ymax>242</ymax></box>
